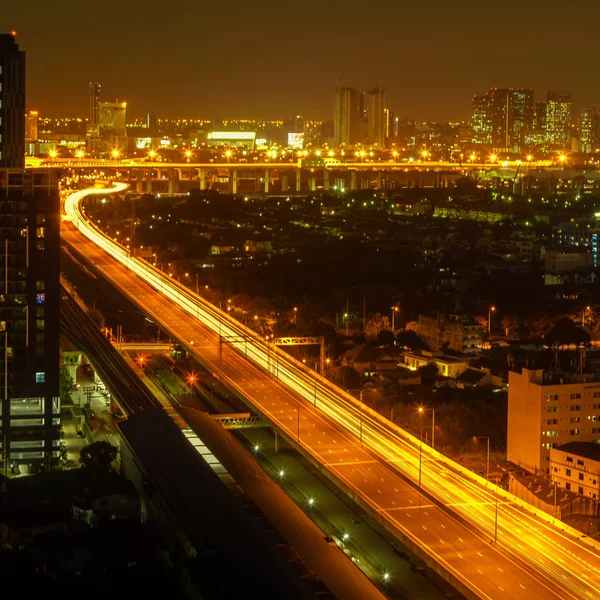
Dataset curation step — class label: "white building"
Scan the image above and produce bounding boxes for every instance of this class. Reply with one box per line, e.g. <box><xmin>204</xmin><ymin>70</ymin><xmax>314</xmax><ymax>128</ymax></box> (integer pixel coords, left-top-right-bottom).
<box><xmin>551</xmin><ymin>442</ymin><xmax>600</xmax><ymax>500</ymax></box>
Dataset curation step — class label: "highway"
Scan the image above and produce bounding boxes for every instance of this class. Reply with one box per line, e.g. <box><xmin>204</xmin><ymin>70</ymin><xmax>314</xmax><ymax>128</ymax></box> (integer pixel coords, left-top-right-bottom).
<box><xmin>62</xmin><ymin>183</ymin><xmax>600</xmax><ymax>600</ymax></box>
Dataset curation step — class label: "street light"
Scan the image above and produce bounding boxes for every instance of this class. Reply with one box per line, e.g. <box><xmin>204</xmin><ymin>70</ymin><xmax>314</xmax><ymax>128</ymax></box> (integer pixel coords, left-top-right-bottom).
<box><xmin>582</xmin><ymin>305</ymin><xmax>591</xmax><ymax>328</ymax></box>
<box><xmin>417</xmin><ymin>406</ymin><xmax>435</xmax><ymax>449</ymax></box>
<box><xmin>488</xmin><ymin>305</ymin><xmax>496</xmax><ymax>335</ymax></box>
<box><xmin>185</xmin><ymin>150</ymin><xmax>193</xmax><ymax>162</ymax></box>
<box><xmin>391</xmin><ymin>305</ymin><xmax>400</xmax><ymax>331</ymax></box>
<box><xmin>225</xmin><ymin>150</ymin><xmax>232</xmax><ymax>163</ymax></box>
<box><xmin>474</xmin><ymin>436</ymin><xmax>490</xmax><ymax>480</ymax></box>
<box><xmin>111</xmin><ymin>149</ymin><xmax>120</xmax><ymax>160</ymax></box>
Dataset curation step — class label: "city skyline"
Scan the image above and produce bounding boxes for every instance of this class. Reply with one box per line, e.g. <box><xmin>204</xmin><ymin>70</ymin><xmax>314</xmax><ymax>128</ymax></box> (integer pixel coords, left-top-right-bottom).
<box><xmin>4</xmin><ymin>0</ymin><xmax>600</xmax><ymax>121</ymax></box>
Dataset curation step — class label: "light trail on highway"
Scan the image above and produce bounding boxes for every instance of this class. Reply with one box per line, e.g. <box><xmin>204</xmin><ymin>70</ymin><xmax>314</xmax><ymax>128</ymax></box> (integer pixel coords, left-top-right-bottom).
<box><xmin>63</xmin><ymin>183</ymin><xmax>600</xmax><ymax>600</ymax></box>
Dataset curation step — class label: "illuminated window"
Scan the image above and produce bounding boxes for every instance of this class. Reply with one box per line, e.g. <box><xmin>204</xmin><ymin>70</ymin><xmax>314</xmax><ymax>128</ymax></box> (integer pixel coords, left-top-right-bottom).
<box><xmin>35</xmin><ymin>372</ymin><xmax>45</xmax><ymax>383</ymax></box>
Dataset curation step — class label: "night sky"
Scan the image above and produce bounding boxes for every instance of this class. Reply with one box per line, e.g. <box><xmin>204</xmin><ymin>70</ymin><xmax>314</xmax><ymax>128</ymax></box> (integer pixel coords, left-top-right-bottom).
<box><xmin>3</xmin><ymin>0</ymin><xmax>600</xmax><ymax>121</ymax></box>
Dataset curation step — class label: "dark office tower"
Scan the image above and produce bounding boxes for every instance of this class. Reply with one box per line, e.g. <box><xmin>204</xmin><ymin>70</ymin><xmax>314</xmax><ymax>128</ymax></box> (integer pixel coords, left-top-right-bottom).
<box><xmin>89</xmin><ymin>82</ymin><xmax>101</xmax><ymax>126</ymax></box>
<box><xmin>0</xmin><ymin>169</ymin><xmax>60</xmax><ymax>474</ymax></box>
<box><xmin>0</xmin><ymin>34</ymin><xmax>25</xmax><ymax>169</ymax></box>
<box><xmin>367</xmin><ymin>87</ymin><xmax>385</xmax><ymax>148</ymax></box>
<box><xmin>334</xmin><ymin>85</ymin><xmax>361</xmax><ymax>147</ymax></box>
<box><xmin>546</xmin><ymin>91</ymin><xmax>572</xmax><ymax>148</ymax></box>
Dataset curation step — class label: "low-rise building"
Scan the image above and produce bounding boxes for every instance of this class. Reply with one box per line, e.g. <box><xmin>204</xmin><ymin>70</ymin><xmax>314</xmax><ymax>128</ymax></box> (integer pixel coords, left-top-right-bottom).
<box><xmin>401</xmin><ymin>350</ymin><xmax>470</xmax><ymax>378</ymax></box>
<box><xmin>551</xmin><ymin>442</ymin><xmax>600</xmax><ymax>500</ymax></box>
<box><xmin>507</xmin><ymin>368</ymin><xmax>600</xmax><ymax>473</ymax></box>
<box><xmin>544</xmin><ymin>247</ymin><xmax>594</xmax><ymax>273</ymax></box>
<box><xmin>417</xmin><ymin>313</ymin><xmax>482</xmax><ymax>354</ymax></box>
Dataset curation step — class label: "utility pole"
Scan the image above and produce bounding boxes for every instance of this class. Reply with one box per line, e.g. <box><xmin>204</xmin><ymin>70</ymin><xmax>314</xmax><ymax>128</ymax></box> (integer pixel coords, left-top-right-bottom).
<box><xmin>494</xmin><ymin>476</ymin><xmax>499</xmax><ymax>544</ymax></box>
<box><xmin>345</xmin><ymin>298</ymin><xmax>349</xmax><ymax>337</ymax></box>
<box><xmin>297</xmin><ymin>403</ymin><xmax>300</xmax><ymax>447</ymax></box>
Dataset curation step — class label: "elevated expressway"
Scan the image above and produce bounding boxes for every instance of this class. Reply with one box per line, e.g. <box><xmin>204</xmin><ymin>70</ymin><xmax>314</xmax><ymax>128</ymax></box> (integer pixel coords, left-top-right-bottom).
<box><xmin>62</xmin><ymin>183</ymin><xmax>600</xmax><ymax>600</ymax></box>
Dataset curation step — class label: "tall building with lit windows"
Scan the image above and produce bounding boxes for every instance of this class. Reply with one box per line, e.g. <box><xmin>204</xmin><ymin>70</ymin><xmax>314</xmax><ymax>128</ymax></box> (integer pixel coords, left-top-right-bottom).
<box><xmin>0</xmin><ymin>36</ymin><xmax>61</xmax><ymax>474</ymax></box>
<box><xmin>471</xmin><ymin>87</ymin><xmax>533</xmax><ymax>150</ymax></box>
<box><xmin>0</xmin><ymin>33</ymin><xmax>26</xmax><ymax>169</ymax></box>
<box><xmin>580</xmin><ymin>107</ymin><xmax>599</xmax><ymax>154</ymax></box>
<box><xmin>545</xmin><ymin>91</ymin><xmax>572</xmax><ymax>148</ymax></box>
<box><xmin>0</xmin><ymin>169</ymin><xmax>61</xmax><ymax>473</ymax></box>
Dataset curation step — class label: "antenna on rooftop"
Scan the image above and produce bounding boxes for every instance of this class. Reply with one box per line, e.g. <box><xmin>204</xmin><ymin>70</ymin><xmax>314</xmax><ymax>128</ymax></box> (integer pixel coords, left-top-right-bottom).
<box><xmin>548</xmin><ymin>342</ymin><xmax>561</xmax><ymax>374</ymax></box>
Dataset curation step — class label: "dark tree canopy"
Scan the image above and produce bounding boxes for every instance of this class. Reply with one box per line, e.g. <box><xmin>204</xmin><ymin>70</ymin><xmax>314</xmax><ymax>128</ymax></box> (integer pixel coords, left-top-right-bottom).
<box><xmin>546</xmin><ymin>318</ymin><xmax>590</xmax><ymax>347</ymax></box>
<box><xmin>80</xmin><ymin>441</ymin><xmax>117</xmax><ymax>472</ymax></box>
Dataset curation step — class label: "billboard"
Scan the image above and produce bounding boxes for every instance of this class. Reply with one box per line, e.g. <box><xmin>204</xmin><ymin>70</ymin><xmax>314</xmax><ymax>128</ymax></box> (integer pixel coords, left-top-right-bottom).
<box><xmin>287</xmin><ymin>132</ymin><xmax>304</xmax><ymax>149</ymax></box>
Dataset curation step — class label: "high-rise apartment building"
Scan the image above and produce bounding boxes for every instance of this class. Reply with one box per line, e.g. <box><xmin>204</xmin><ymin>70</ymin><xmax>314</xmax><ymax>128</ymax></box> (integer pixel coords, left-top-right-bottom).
<box><xmin>471</xmin><ymin>88</ymin><xmax>533</xmax><ymax>150</ymax></box>
<box><xmin>507</xmin><ymin>367</ymin><xmax>600</xmax><ymax>473</ymax></box>
<box><xmin>545</xmin><ymin>91</ymin><xmax>572</xmax><ymax>148</ymax></box>
<box><xmin>99</xmin><ymin>101</ymin><xmax>127</xmax><ymax>138</ymax></box>
<box><xmin>0</xmin><ymin>169</ymin><xmax>61</xmax><ymax>473</ymax></box>
<box><xmin>580</xmin><ymin>107</ymin><xmax>599</xmax><ymax>154</ymax></box>
<box><xmin>0</xmin><ymin>34</ymin><xmax>26</xmax><ymax>169</ymax></box>
<box><xmin>367</xmin><ymin>87</ymin><xmax>385</xmax><ymax>147</ymax></box>
<box><xmin>333</xmin><ymin>86</ymin><xmax>361</xmax><ymax>147</ymax></box>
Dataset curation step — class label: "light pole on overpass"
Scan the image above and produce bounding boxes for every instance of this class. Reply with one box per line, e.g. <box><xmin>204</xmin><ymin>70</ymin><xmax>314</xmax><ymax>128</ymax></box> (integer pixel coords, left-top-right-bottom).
<box><xmin>349</xmin><ymin>389</ymin><xmax>364</xmax><ymax>445</ymax></box>
<box><xmin>417</xmin><ymin>405</ymin><xmax>435</xmax><ymax>449</ymax></box>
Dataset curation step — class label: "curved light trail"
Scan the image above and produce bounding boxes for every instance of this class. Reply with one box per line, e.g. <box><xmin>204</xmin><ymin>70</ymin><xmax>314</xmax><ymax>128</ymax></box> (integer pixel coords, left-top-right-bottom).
<box><xmin>63</xmin><ymin>183</ymin><xmax>600</xmax><ymax>600</ymax></box>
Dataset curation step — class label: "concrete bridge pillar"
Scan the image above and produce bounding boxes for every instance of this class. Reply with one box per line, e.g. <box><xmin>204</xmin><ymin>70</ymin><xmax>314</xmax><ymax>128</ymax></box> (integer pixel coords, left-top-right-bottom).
<box><xmin>309</xmin><ymin>176</ymin><xmax>316</xmax><ymax>192</ymax></box>
<box><xmin>230</xmin><ymin>168</ymin><xmax>238</xmax><ymax>194</ymax></box>
<box><xmin>264</xmin><ymin>169</ymin><xmax>270</xmax><ymax>193</ymax></box>
<box><xmin>350</xmin><ymin>171</ymin><xmax>357</xmax><ymax>190</ymax></box>
<box><xmin>136</xmin><ymin>178</ymin><xmax>143</xmax><ymax>193</ymax></box>
<box><xmin>335</xmin><ymin>177</ymin><xmax>345</xmax><ymax>191</ymax></box>
<box><xmin>376</xmin><ymin>172</ymin><xmax>383</xmax><ymax>190</ymax></box>
<box><xmin>168</xmin><ymin>169</ymin><xmax>178</xmax><ymax>195</ymax></box>
<box><xmin>323</xmin><ymin>169</ymin><xmax>330</xmax><ymax>191</ymax></box>
<box><xmin>296</xmin><ymin>169</ymin><xmax>301</xmax><ymax>192</ymax></box>
<box><xmin>199</xmin><ymin>168</ymin><xmax>207</xmax><ymax>191</ymax></box>
<box><xmin>145</xmin><ymin>176</ymin><xmax>152</xmax><ymax>193</ymax></box>
<box><xmin>281</xmin><ymin>175</ymin><xmax>289</xmax><ymax>192</ymax></box>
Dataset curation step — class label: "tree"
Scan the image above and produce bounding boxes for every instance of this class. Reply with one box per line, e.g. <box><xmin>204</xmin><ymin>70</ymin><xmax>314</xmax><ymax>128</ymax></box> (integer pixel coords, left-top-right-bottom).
<box><xmin>395</xmin><ymin>329</ymin><xmax>426</xmax><ymax>350</ymax></box>
<box><xmin>376</xmin><ymin>329</ymin><xmax>395</xmax><ymax>347</ymax></box>
<box><xmin>328</xmin><ymin>366</ymin><xmax>361</xmax><ymax>391</ymax></box>
<box><xmin>546</xmin><ymin>318</ymin><xmax>590</xmax><ymax>348</ymax></box>
<box><xmin>59</xmin><ymin>368</ymin><xmax>74</xmax><ymax>405</ymax></box>
<box><xmin>417</xmin><ymin>363</ymin><xmax>439</xmax><ymax>385</ymax></box>
<box><xmin>80</xmin><ymin>441</ymin><xmax>117</xmax><ymax>472</ymax></box>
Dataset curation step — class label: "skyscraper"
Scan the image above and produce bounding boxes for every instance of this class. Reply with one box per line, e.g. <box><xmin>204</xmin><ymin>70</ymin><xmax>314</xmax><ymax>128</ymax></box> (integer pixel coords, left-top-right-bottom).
<box><xmin>89</xmin><ymin>81</ymin><xmax>101</xmax><ymax>127</ymax></box>
<box><xmin>333</xmin><ymin>85</ymin><xmax>360</xmax><ymax>147</ymax></box>
<box><xmin>367</xmin><ymin>87</ymin><xmax>385</xmax><ymax>147</ymax></box>
<box><xmin>0</xmin><ymin>33</ymin><xmax>26</xmax><ymax>169</ymax></box>
<box><xmin>546</xmin><ymin>91</ymin><xmax>572</xmax><ymax>148</ymax></box>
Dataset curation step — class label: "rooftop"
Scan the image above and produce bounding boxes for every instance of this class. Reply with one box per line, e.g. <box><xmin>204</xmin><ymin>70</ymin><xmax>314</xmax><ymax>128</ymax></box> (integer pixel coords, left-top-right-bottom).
<box><xmin>554</xmin><ymin>442</ymin><xmax>600</xmax><ymax>463</ymax></box>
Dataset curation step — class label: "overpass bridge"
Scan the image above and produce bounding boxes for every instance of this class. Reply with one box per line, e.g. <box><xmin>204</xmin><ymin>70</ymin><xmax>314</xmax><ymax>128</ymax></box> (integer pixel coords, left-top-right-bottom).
<box><xmin>30</xmin><ymin>156</ymin><xmax>600</xmax><ymax>196</ymax></box>
<box><xmin>60</xmin><ymin>182</ymin><xmax>600</xmax><ymax>600</ymax></box>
